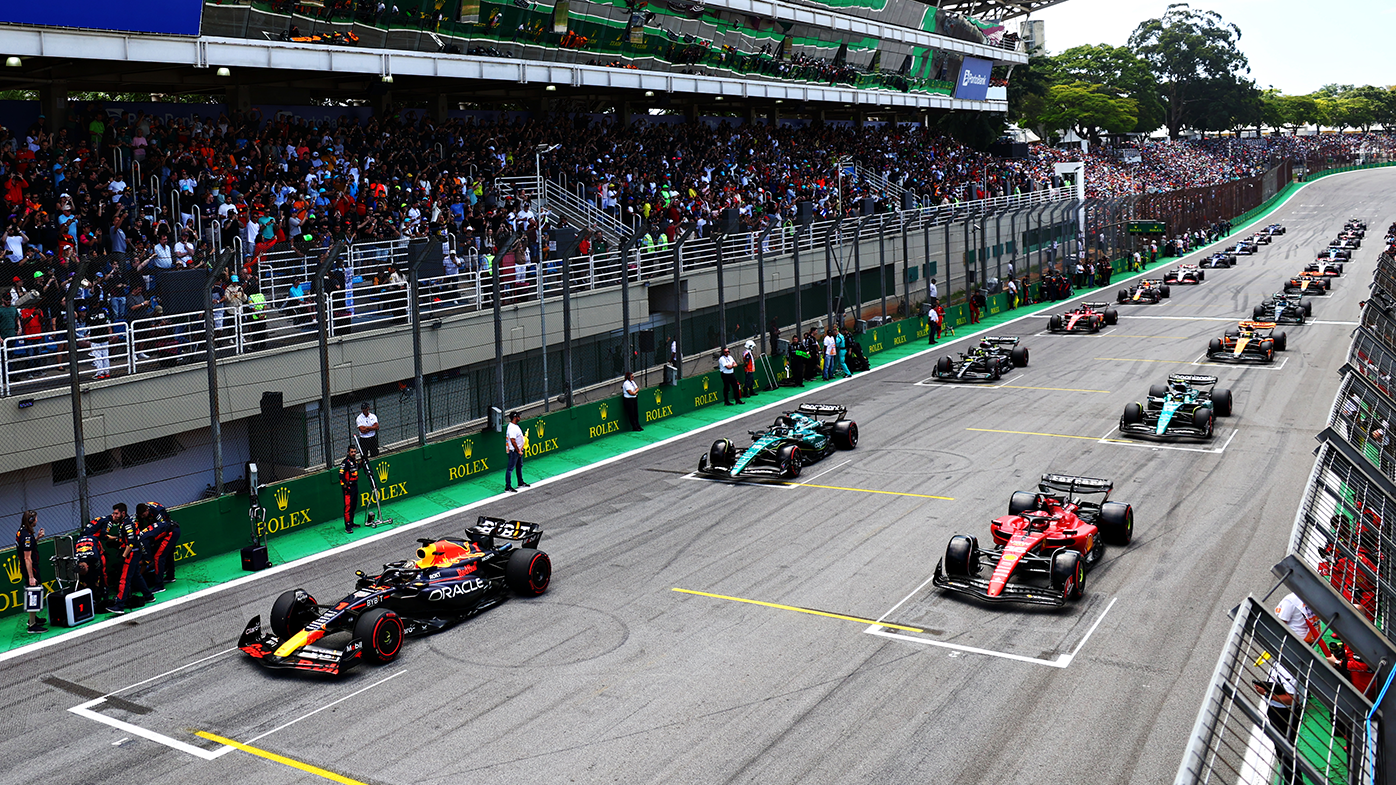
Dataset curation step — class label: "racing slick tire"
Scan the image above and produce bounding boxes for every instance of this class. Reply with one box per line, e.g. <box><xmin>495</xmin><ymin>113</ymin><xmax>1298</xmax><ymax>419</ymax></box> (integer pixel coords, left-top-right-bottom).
<box><xmin>1208</xmin><ymin>338</ymin><xmax>1223</xmax><ymax>357</ymax></box>
<box><xmin>943</xmin><ymin>535</ymin><xmax>979</xmax><ymax>578</ymax></box>
<box><xmin>1148</xmin><ymin>384</ymin><xmax>1168</xmax><ymax>406</ymax></box>
<box><xmin>1192</xmin><ymin>407</ymin><xmax>1215</xmax><ymax>438</ymax></box>
<box><xmin>1099</xmin><ymin>502</ymin><xmax>1134</xmax><ymax>546</ymax></box>
<box><xmin>1089</xmin><ymin>317</ymin><xmax>1100</xmax><ymax>333</ymax></box>
<box><xmin>1253</xmin><ymin>305</ymin><xmax>1267</xmax><ymax>320</ymax></box>
<box><xmin>935</xmin><ymin>356</ymin><xmax>953</xmax><ymax>376</ymax></box>
<box><xmin>1160</xmin><ymin>285</ymin><xmax>1171</xmax><ymax>299</ymax></box>
<box><xmin>708</xmin><ymin>439</ymin><xmax>736</xmax><ymax>470</ymax></box>
<box><xmin>270</xmin><ymin>589</ymin><xmax>319</xmax><ymax>641</ymax></box>
<box><xmin>1050</xmin><ymin>550</ymin><xmax>1085</xmax><ymax>601</ymax></box>
<box><xmin>1336</xmin><ymin>264</ymin><xmax>1344</xmax><ymax>276</ymax></box>
<box><xmin>1274</xmin><ymin>331</ymin><xmax>1288</xmax><ymax>351</ymax></box>
<box><xmin>1260</xmin><ymin>339</ymin><xmax>1275</xmax><ymax>362</ymax></box>
<box><xmin>505</xmin><ymin>548</ymin><xmax>552</xmax><ymax>596</ymax></box>
<box><xmin>1197</xmin><ymin>271</ymin><xmax>1205</xmax><ymax>282</ymax></box>
<box><xmin>1211</xmin><ymin>388</ymin><xmax>1234</xmax><ymax>416</ymax></box>
<box><xmin>355</xmin><ymin>607</ymin><xmax>405</xmax><ymax>664</ymax></box>
<box><xmin>1009</xmin><ymin>491</ymin><xmax>1038</xmax><ymax>516</ymax></box>
<box><xmin>777</xmin><ymin>444</ymin><xmax>802</xmax><ymax>479</ymax></box>
<box><xmin>1121</xmin><ymin>402</ymin><xmax>1144</xmax><ymax>427</ymax></box>
<box><xmin>1104</xmin><ymin>308</ymin><xmax>1119</xmax><ymax>325</ymax></box>
<box><xmin>1117</xmin><ymin>290</ymin><xmax>1129</xmax><ymax>304</ymax></box>
<box><xmin>1010</xmin><ymin>346</ymin><xmax>1029</xmax><ymax>367</ymax></box>
<box><xmin>1303</xmin><ymin>300</ymin><xmax>1313</xmax><ymax>317</ymax></box>
<box><xmin>833</xmin><ymin>420</ymin><xmax>859</xmax><ymax>450</ymax></box>
<box><xmin>1048</xmin><ymin>315</ymin><xmax>1062</xmax><ymax>332</ymax></box>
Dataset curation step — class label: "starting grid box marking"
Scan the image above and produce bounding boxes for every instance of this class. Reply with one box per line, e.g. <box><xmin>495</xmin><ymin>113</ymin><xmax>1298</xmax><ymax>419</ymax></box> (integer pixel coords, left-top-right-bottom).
<box><xmin>865</xmin><ymin>571</ymin><xmax>1119</xmax><ymax>668</ymax></box>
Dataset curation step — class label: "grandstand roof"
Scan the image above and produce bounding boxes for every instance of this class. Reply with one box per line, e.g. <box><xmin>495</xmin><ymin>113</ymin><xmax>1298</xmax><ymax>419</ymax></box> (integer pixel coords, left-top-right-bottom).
<box><xmin>931</xmin><ymin>0</ymin><xmax>1071</xmax><ymax>22</ymax></box>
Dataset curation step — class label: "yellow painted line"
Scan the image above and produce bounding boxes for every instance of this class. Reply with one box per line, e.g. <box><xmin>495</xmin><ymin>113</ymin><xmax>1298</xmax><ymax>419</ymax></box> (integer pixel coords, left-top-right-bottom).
<box><xmin>971</xmin><ymin>424</ymin><xmax>1133</xmax><ymax>444</ymax></box>
<box><xmin>194</xmin><ymin>731</ymin><xmax>369</xmax><ymax>785</ymax></box>
<box><xmin>997</xmin><ymin>385</ymin><xmax>1111</xmax><ymax>394</ymax></box>
<box><xmin>672</xmin><ymin>588</ymin><xmax>924</xmax><ymax>633</ymax></box>
<box><xmin>792</xmin><ymin>482</ymin><xmax>954</xmax><ymax>500</ymax></box>
<box><xmin>1092</xmin><ymin>357</ymin><xmax>1193</xmax><ymax>363</ymax></box>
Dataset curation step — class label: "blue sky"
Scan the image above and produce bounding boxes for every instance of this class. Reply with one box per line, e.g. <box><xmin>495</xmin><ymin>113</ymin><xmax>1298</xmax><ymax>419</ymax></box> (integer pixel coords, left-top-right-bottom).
<box><xmin>1029</xmin><ymin>0</ymin><xmax>1394</xmax><ymax>95</ymax></box>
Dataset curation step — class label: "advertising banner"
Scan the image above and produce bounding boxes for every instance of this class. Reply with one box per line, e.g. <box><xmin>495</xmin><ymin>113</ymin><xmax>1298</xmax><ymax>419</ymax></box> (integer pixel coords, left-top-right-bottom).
<box><xmin>2</xmin><ymin>1</ymin><xmax>204</xmax><ymax>36</ymax></box>
<box><xmin>954</xmin><ymin>57</ymin><xmax>993</xmax><ymax>102</ymax></box>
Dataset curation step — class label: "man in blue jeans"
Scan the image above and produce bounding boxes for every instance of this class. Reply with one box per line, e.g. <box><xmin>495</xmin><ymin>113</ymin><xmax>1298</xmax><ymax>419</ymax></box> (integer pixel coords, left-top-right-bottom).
<box><xmin>505</xmin><ymin>411</ymin><xmax>529</xmax><ymax>492</ymax></box>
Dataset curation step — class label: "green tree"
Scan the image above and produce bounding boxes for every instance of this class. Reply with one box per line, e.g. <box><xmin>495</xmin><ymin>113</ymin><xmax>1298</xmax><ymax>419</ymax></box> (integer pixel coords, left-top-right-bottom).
<box><xmin>1025</xmin><ymin>81</ymin><xmax>1139</xmax><ymax>144</ymax></box>
<box><xmin>1006</xmin><ymin>49</ymin><xmax>1058</xmax><ymax>131</ymax></box>
<box><xmin>1052</xmin><ymin>44</ymin><xmax>1164</xmax><ymax>135</ymax></box>
<box><xmin>1283</xmin><ymin>94</ymin><xmax>1326</xmax><ymax>134</ymax></box>
<box><xmin>1128</xmin><ymin>3</ymin><xmax>1251</xmax><ymax>139</ymax></box>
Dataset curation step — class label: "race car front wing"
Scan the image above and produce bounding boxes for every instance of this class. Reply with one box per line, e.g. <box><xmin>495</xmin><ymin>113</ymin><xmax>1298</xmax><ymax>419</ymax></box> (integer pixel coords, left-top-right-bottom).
<box><xmin>931</xmin><ymin>559</ymin><xmax>1067</xmax><ymax>607</ymax></box>
<box><xmin>238</xmin><ymin>615</ymin><xmax>364</xmax><ymax>675</ymax></box>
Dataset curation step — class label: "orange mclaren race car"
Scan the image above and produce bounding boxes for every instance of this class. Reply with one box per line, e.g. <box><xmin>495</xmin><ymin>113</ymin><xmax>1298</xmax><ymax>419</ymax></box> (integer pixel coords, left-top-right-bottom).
<box><xmin>1207</xmin><ymin>321</ymin><xmax>1288</xmax><ymax>363</ymax></box>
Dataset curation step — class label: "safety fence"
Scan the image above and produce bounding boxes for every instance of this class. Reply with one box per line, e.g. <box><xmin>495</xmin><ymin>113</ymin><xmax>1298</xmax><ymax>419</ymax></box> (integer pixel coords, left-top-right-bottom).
<box><xmin>1180</xmin><ymin>254</ymin><xmax>1396</xmax><ymax>784</ymax></box>
<box><xmin>1176</xmin><ymin>597</ymin><xmax>1376</xmax><ymax>785</ymax></box>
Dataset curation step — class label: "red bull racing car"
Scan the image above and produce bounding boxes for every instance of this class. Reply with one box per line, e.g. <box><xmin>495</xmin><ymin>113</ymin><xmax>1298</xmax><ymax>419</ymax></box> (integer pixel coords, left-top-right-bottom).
<box><xmin>1117</xmin><ymin>279</ymin><xmax>1171</xmax><ymax>304</ymax></box>
<box><xmin>1047</xmin><ymin>302</ymin><xmax>1119</xmax><ymax>333</ymax></box>
<box><xmin>238</xmin><ymin>517</ymin><xmax>552</xmax><ymax>675</ymax></box>
<box><xmin>932</xmin><ymin>473</ymin><xmax>1134</xmax><ymax>607</ymax></box>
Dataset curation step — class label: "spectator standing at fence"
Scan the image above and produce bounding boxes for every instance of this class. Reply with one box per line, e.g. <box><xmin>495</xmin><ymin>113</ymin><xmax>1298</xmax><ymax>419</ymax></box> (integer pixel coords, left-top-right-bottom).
<box><xmin>0</xmin><ymin>293</ymin><xmax>17</xmax><ymax>345</ymax></box>
<box><xmin>245</xmin><ymin>285</ymin><xmax>267</xmax><ymax>350</ymax></box>
<box><xmin>504</xmin><ymin>411</ymin><xmax>529</xmax><ymax>492</ymax></box>
<box><xmin>927</xmin><ymin>277</ymin><xmax>939</xmax><ymax>306</ymax></box>
<box><xmin>356</xmin><ymin>402</ymin><xmax>380</xmax><ymax>457</ymax></box>
<box><xmin>719</xmin><ymin>346</ymin><xmax>744</xmax><ymax>404</ymax></box>
<box><xmin>622</xmin><ymin>371</ymin><xmax>642</xmax><ymax>432</ymax></box>
<box><xmin>16</xmin><ymin>510</ymin><xmax>46</xmax><ymax>633</ymax></box>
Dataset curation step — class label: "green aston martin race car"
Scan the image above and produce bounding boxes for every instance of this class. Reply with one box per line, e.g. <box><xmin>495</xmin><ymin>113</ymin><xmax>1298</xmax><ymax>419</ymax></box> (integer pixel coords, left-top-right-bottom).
<box><xmin>1119</xmin><ymin>374</ymin><xmax>1233</xmax><ymax>439</ymax></box>
<box><xmin>698</xmin><ymin>403</ymin><xmax>858</xmax><ymax>479</ymax></box>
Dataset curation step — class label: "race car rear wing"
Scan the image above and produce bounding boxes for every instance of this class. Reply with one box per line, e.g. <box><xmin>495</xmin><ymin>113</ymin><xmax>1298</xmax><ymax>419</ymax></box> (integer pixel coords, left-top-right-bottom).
<box><xmin>1238</xmin><ymin>320</ymin><xmax>1277</xmax><ymax>329</ymax></box>
<box><xmin>471</xmin><ymin>516</ymin><xmax>544</xmax><ymax>549</ymax></box>
<box><xmin>1082</xmin><ymin>302</ymin><xmax>1111</xmax><ymax>310</ymax></box>
<box><xmin>1167</xmin><ymin>373</ymin><xmax>1219</xmax><ymax>386</ymax></box>
<box><xmin>796</xmin><ymin>403</ymin><xmax>847</xmax><ymax>418</ymax></box>
<box><xmin>984</xmin><ymin>336</ymin><xmax>1020</xmax><ymax>346</ymax></box>
<box><xmin>1038</xmin><ymin>473</ymin><xmax>1113</xmax><ymax>496</ymax></box>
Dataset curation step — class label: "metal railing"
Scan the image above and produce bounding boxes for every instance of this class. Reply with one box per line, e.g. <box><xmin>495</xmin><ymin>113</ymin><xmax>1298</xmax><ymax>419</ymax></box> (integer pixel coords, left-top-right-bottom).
<box><xmin>1176</xmin><ymin>597</ymin><xmax>1376</xmax><ymax>785</ymax></box>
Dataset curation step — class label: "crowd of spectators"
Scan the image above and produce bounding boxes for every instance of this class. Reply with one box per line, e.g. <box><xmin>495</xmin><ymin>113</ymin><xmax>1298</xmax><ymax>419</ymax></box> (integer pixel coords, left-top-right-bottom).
<box><xmin>1</xmin><ymin>100</ymin><xmax>1393</xmax><ymax>348</ymax></box>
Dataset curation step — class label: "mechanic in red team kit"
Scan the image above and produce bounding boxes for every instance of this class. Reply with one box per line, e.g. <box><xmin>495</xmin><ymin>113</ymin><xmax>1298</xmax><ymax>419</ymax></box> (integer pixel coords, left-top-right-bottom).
<box><xmin>108</xmin><ymin>503</ymin><xmax>154</xmax><ymax>615</ymax></box>
<box><xmin>340</xmin><ymin>445</ymin><xmax>361</xmax><ymax>533</ymax></box>
<box><xmin>135</xmin><ymin>502</ymin><xmax>181</xmax><ymax>589</ymax></box>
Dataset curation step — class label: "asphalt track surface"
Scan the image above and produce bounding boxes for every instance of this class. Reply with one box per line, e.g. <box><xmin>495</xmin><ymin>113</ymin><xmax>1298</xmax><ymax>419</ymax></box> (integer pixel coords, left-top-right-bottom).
<box><xmin>1</xmin><ymin>170</ymin><xmax>1391</xmax><ymax>785</ymax></box>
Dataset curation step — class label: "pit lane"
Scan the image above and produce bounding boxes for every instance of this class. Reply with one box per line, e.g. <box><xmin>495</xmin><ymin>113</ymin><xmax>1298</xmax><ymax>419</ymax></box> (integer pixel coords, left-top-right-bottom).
<box><xmin>3</xmin><ymin>169</ymin><xmax>1392</xmax><ymax>785</ymax></box>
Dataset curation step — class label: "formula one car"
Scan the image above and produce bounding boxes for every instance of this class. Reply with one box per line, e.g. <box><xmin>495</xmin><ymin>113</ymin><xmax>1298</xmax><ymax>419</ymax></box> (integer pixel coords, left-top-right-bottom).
<box><xmin>1337</xmin><ymin>230</ymin><xmax>1363</xmax><ymax>247</ymax></box>
<box><xmin>1047</xmin><ymin>302</ymin><xmax>1118</xmax><ymax>333</ymax></box>
<box><xmin>1347</xmin><ymin>219</ymin><xmax>1367</xmax><ymax>234</ymax></box>
<box><xmin>1263</xmin><ymin>224</ymin><xmax>1286</xmax><ymax>236</ymax></box>
<box><xmin>1225</xmin><ymin>240</ymin><xmax>1258</xmax><ymax>256</ymax></box>
<box><xmin>1307</xmin><ymin>256</ymin><xmax>1346</xmax><ymax>276</ymax></box>
<box><xmin>1253</xmin><ymin>291</ymin><xmax>1312</xmax><ymax>324</ymax></box>
<box><xmin>699</xmin><ymin>403</ymin><xmax>856</xmax><ymax>480</ymax></box>
<box><xmin>1164</xmin><ymin>264</ymin><xmax>1205</xmax><ymax>284</ymax></box>
<box><xmin>1117</xmin><ymin>279</ymin><xmax>1171</xmax><ymax>304</ymax></box>
<box><xmin>932</xmin><ymin>337</ymin><xmax>1029</xmax><ymax>381</ymax></box>
<box><xmin>932</xmin><ymin>473</ymin><xmax>1134</xmax><ymax>607</ymax></box>
<box><xmin>1207</xmin><ymin>321</ymin><xmax>1287</xmax><ymax>363</ymax></box>
<box><xmin>1249</xmin><ymin>232</ymin><xmax>1272</xmax><ymax>245</ymax></box>
<box><xmin>1119</xmin><ymin>374</ymin><xmax>1233</xmax><ymax>439</ymax></box>
<box><xmin>1283</xmin><ymin>273</ymin><xmax>1330</xmax><ymax>295</ymax></box>
<box><xmin>1201</xmin><ymin>252</ymin><xmax>1236</xmax><ymax>269</ymax></box>
<box><xmin>238</xmin><ymin>517</ymin><xmax>551</xmax><ymax>675</ymax></box>
<box><xmin>1331</xmin><ymin>237</ymin><xmax>1360</xmax><ymax>251</ymax></box>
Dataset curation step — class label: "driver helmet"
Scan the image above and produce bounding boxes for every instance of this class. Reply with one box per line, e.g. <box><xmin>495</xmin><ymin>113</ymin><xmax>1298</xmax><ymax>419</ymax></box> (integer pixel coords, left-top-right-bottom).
<box><xmin>979</xmin><ymin>339</ymin><xmax>992</xmax><ymax>350</ymax></box>
<box><xmin>1170</xmin><ymin>382</ymin><xmax>1189</xmax><ymax>395</ymax></box>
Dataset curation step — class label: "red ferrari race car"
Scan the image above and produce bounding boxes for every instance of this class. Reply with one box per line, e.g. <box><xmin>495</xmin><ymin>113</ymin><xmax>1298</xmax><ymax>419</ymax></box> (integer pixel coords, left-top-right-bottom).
<box><xmin>1047</xmin><ymin>301</ymin><xmax>1119</xmax><ymax>333</ymax></box>
<box><xmin>933</xmin><ymin>474</ymin><xmax>1134</xmax><ymax>606</ymax></box>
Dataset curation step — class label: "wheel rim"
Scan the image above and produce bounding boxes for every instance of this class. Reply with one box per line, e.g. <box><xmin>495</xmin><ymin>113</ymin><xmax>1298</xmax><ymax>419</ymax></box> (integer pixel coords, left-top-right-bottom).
<box><xmin>375</xmin><ymin>615</ymin><xmax>402</xmax><ymax>658</ymax></box>
<box><xmin>848</xmin><ymin>423</ymin><xmax>858</xmax><ymax>448</ymax></box>
<box><xmin>529</xmin><ymin>553</ymin><xmax>551</xmax><ymax>593</ymax></box>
